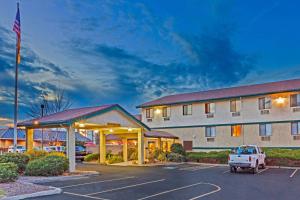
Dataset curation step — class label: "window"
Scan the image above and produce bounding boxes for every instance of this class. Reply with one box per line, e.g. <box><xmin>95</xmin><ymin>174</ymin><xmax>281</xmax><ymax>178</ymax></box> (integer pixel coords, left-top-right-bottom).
<box><xmin>230</xmin><ymin>99</ymin><xmax>241</xmax><ymax>112</ymax></box>
<box><xmin>146</xmin><ymin>108</ymin><xmax>153</xmax><ymax>119</ymax></box>
<box><xmin>162</xmin><ymin>107</ymin><xmax>170</xmax><ymax>118</ymax></box>
<box><xmin>258</xmin><ymin>97</ymin><xmax>271</xmax><ymax>110</ymax></box>
<box><xmin>291</xmin><ymin>122</ymin><xmax>300</xmax><ymax>135</ymax></box>
<box><xmin>183</xmin><ymin>104</ymin><xmax>192</xmax><ymax>115</ymax></box>
<box><xmin>290</xmin><ymin>94</ymin><xmax>300</xmax><ymax>107</ymax></box>
<box><xmin>259</xmin><ymin>123</ymin><xmax>272</xmax><ymax>136</ymax></box>
<box><xmin>205</xmin><ymin>103</ymin><xmax>215</xmax><ymax>114</ymax></box>
<box><xmin>231</xmin><ymin>125</ymin><xmax>242</xmax><ymax>137</ymax></box>
<box><xmin>205</xmin><ymin>126</ymin><xmax>216</xmax><ymax>137</ymax></box>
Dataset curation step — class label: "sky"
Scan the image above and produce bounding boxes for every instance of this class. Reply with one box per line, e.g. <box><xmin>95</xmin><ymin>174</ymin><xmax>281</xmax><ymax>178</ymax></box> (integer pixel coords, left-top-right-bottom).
<box><xmin>0</xmin><ymin>0</ymin><xmax>300</xmax><ymax>127</ymax></box>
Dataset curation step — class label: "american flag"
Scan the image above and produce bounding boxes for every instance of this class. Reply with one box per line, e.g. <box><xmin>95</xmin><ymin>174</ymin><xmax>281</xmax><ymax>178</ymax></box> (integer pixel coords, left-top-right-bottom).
<box><xmin>13</xmin><ymin>3</ymin><xmax>21</xmax><ymax>64</ymax></box>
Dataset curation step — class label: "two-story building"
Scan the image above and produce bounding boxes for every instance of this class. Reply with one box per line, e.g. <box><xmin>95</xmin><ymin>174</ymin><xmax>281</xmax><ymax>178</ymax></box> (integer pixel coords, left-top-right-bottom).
<box><xmin>137</xmin><ymin>79</ymin><xmax>300</xmax><ymax>151</ymax></box>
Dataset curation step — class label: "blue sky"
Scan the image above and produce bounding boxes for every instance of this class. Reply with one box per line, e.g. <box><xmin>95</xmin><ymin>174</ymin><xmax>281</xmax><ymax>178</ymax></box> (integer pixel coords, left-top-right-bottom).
<box><xmin>1</xmin><ymin>0</ymin><xmax>300</xmax><ymax>126</ymax></box>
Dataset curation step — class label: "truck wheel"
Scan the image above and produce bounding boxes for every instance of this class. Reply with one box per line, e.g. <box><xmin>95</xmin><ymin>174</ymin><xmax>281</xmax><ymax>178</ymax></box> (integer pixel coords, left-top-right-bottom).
<box><xmin>230</xmin><ymin>166</ymin><xmax>237</xmax><ymax>173</ymax></box>
<box><xmin>261</xmin><ymin>159</ymin><xmax>266</xmax><ymax>169</ymax></box>
<box><xmin>252</xmin><ymin>161</ymin><xmax>259</xmax><ymax>174</ymax></box>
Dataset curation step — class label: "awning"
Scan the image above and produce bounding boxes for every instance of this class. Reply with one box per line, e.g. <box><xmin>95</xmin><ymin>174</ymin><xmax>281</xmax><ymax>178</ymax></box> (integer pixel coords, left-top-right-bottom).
<box><xmin>144</xmin><ymin>130</ymin><xmax>178</xmax><ymax>139</ymax></box>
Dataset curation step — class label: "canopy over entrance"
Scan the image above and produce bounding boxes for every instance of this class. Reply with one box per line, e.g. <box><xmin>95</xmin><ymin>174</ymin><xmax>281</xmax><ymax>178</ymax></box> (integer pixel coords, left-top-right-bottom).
<box><xmin>18</xmin><ymin>104</ymin><xmax>150</xmax><ymax>171</ymax></box>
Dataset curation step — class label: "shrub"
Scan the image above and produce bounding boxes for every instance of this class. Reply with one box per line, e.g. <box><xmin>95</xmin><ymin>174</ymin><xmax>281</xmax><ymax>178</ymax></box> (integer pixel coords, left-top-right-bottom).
<box><xmin>0</xmin><ymin>153</ymin><xmax>29</xmax><ymax>173</ymax></box>
<box><xmin>186</xmin><ymin>151</ymin><xmax>229</xmax><ymax>164</ymax></box>
<box><xmin>0</xmin><ymin>163</ymin><xmax>18</xmax><ymax>183</ymax></box>
<box><xmin>106</xmin><ymin>155</ymin><xmax>123</xmax><ymax>164</ymax></box>
<box><xmin>263</xmin><ymin>148</ymin><xmax>300</xmax><ymax>160</ymax></box>
<box><xmin>24</xmin><ymin>150</ymin><xmax>48</xmax><ymax>160</ymax></box>
<box><xmin>157</xmin><ymin>152</ymin><xmax>167</xmax><ymax>162</ymax></box>
<box><xmin>171</xmin><ymin>143</ymin><xmax>186</xmax><ymax>155</ymax></box>
<box><xmin>167</xmin><ymin>153</ymin><xmax>186</xmax><ymax>162</ymax></box>
<box><xmin>25</xmin><ymin>156</ymin><xmax>69</xmax><ymax>176</ymax></box>
<box><xmin>84</xmin><ymin>153</ymin><xmax>99</xmax><ymax>162</ymax></box>
<box><xmin>47</xmin><ymin>151</ymin><xmax>66</xmax><ymax>158</ymax></box>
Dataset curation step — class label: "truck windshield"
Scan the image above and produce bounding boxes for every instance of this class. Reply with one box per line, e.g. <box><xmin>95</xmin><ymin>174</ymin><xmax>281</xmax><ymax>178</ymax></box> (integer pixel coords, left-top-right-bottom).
<box><xmin>233</xmin><ymin>146</ymin><xmax>257</xmax><ymax>154</ymax></box>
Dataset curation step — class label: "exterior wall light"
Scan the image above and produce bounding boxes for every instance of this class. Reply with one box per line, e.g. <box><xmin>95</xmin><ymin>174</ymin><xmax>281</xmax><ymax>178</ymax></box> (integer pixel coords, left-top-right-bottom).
<box><xmin>79</xmin><ymin>123</ymin><xmax>85</xmax><ymax>128</ymax></box>
<box><xmin>155</xmin><ymin>109</ymin><xmax>161</xmax><ymax>114</ymax></box>
<box><xmin>109</xmin><ymin>129</ymin><xmax>113</xmax><ymax>133</ymax></box>
<box><xmin>275</xmin><ymin>97</ymin><xmax>285</xmax><ymax>104</ymax></box>
<box><xmin>33</xmin><ymin>120</ymin><xmax>39</xmax><ymax>125</ymax></box>
<box><xmin>128</xmin><ymin>128</ymin><xmax>132</xmax><ymax>132</ymax></box>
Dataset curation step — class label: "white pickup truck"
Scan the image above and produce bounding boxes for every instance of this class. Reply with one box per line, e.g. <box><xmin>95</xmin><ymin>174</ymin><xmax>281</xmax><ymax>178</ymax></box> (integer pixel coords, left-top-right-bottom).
<box><xmin>228</xmin><ymin>145</ymin><xmax>266</xmax><ymax>174</ymax></box>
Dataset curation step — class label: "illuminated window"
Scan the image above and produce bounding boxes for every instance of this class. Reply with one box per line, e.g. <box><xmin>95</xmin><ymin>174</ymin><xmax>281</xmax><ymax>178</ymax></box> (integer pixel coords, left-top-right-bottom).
<box><xmin>230</xmin><ymin>99</ymin><xmax>241</xmax><ymax>112</ymax></box>
<box><xmin>258</xmin><ymin>97</ymin><xmax>271</xmax><ymax>110</ymax></box>
<box><xmin>146</xmin><ymin>108</ymin><xmax>153</xmax><ymax>119</ymax></box>
<box><xmin>231</xmin><ymin>125</ymin><xmax>242</xmax><ymax>137</ymax></box>
<box><xmin>162</xmin><ymin>107</ymin><xmax>171</xmax><ymax>118</ymax></box>
<box><xmin>183</xmin><ymin>104</ymin><xmax>192</xmax><ymax>115</ymax></box>
<box><xmin>205</xmin><ymin>103</ymin><xmax>215</xmax><ymax>114</ymax></box>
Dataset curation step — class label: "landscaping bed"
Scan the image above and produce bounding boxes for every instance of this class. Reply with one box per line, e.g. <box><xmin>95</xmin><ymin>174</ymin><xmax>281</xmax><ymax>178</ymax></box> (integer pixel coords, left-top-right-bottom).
<box><xmin>186</xmin><ymin>151</ymin><xmax>230</xmax><ymax>164</ymax></box>
<box><xmin>0</xmin><ymin>181</ymin><xmax>59</xmax><ymax>199</ymax></box>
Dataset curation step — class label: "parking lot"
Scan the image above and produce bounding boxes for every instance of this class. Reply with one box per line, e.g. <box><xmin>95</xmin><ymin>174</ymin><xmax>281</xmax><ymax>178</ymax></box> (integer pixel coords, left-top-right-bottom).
<box><xmin>31</xmin><ymin>163</ymin><xmax>300</xmax><ymax>200</ymax></box>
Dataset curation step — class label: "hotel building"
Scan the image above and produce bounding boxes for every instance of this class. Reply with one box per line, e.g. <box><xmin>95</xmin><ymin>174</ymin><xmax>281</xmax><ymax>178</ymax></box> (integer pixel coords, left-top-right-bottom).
<box><xmin>137</xmin><ymin>79</ymin><xmax>300</xmax><ymax>151</ymax></box>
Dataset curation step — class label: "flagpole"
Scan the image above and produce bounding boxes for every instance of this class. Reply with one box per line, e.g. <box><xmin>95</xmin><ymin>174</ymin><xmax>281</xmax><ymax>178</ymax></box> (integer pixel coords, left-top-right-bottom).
<box><xmin>13</xmin><ymin>2</ymin><xmax>20</xmax><ymax>153</ymax></box>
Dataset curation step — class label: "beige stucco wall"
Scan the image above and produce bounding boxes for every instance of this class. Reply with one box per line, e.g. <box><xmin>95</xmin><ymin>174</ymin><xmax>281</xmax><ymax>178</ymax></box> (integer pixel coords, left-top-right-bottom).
<box><xmin>141</xmin><ymin>92</ymin><xmax>300</xmax><ymax>129</ymax></box>
<box><xmin>158</xmin><ymin>122</ymin><xmax>300</xmax><ymax>149</ymax></box>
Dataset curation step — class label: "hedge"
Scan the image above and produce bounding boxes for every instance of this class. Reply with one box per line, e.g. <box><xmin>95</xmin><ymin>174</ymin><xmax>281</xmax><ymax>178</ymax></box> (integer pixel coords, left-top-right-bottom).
<box><xmin>0</xmin><ymin>163</ymin><xmax>18</xmax><ymax>183</ymax></box>
<box><xmin>0</xmin><ymin>153</ymin><xmax>29</xmax><ymax>173</ymax></box>
<box><xmin>263</xmin><ymin>148</ymin><xmax>300</xmax><ymax>160</ymax></box>
<box><xmin>84</xmin><ymin>153</ymin><xmax>99</xmax><ymax>162</ymax></box>
<box><xmin>25</xmin><ymin>156</ymin><xmax>69</xmax><ymax>176</ymax></box>
<box><xmin>186</xmin><ymin>151</ymin><xmax>230</xmax><ymax>164</ymax></box>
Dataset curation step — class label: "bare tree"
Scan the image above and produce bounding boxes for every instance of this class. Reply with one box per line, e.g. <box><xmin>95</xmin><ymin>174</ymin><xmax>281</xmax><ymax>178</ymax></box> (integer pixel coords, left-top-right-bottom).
<box><xmin>26</xmin><ymin>88</ymin><xmax>72</xmax><ymax>118</ymax></box>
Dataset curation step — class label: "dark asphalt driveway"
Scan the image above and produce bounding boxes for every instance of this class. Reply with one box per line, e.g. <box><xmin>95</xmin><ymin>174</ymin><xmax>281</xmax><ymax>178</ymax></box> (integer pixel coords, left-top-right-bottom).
<box><xmin>29</xmin><ymin>163</ymin><xmax>300</xmax><ymax>200</ymax></box>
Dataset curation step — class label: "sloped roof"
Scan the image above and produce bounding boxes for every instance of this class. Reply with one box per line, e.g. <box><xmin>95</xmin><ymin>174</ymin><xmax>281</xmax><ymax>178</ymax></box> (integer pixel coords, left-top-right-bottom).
<box><xmin>0</xmin><ymin>128</ymin><xmax>90</xmax><ymax>142</ymax></box>
<box><xmin>144</xmin><ymin>130</ymin><xmax>178</xmax><ymax>139</ymax></box>
<box><xmin>137</xmin><ymin>79</ymin><xmax>300</xmax><ymax>108</ymax></box>
<box><xmin>18</xmin><ymin>104</ymin><xmax>149</xmax><ymax>130</ymax></box>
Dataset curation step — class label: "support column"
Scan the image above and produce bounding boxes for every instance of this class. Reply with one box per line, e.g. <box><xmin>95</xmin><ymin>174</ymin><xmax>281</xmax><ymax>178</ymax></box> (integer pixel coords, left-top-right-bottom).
<box><xmin>25</xmin><ymin>128</ymin><xmax>34</xmax><ymax>151</ymax></box>
<box><xmin>122</xmin><ymin>138</ymin><xmax>128</xmax><ymax>162</ymax></box>
<box><xmin>67</xmin><ymin>125</ymin><xmax>76</xmax><ymax>172</ymax></box>
<box><xmin>137</xmin><ymin>129</ymin><xmax>144</xmax><ymax>165</ymax></box>
<box><xmin>99</xmin><ymin>130</ymin><xmax>106</xmax><ymax>164</ymax></box>
<box><xmin>157</xmin><ymin>138</ymin><xmax>162</xmax><ymax>150</ymax></box>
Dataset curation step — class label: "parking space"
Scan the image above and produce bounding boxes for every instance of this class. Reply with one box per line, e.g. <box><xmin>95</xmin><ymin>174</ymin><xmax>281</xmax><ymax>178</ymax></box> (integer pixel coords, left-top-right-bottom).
<box><xmin>31</xmin><ymin>163</ymin><xmax>300</xmax><ymax>200</ymax></box>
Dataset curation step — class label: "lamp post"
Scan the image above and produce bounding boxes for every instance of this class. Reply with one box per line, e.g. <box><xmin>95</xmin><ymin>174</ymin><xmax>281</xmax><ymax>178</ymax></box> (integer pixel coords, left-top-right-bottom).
<box><xmin>41</xmin><ymin>104</ymin><xmax>45</xmax><ymax>149</ymax></box>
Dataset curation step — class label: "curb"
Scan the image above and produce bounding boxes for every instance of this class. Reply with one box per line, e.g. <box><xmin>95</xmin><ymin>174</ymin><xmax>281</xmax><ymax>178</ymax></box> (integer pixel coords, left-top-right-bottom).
<box><xmin>186</xmin><ymin>162</ymin><xmax>300</xmax><ymax>169</ymax></box>
<box><xmin>2</xmin><ymin>186</ymin><xmax>61</xmax><ymax>200</ymax></box>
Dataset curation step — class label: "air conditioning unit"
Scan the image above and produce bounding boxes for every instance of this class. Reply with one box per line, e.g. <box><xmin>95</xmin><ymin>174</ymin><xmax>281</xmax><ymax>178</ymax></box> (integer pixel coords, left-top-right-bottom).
<box><xmin>293</xmin><ymin>135</ymin><xmax>300</xmax><ymax>140</ymax></box>
<box><xmin>293</xmin><ymin>107</ymin><xmax>300</xmax><ymax>112</ymax></box>
<box><xmin>163</xmin><ymin>117</ymin><xmax>170</xmax><ymax>121</ymax></box>
<box><xmin>206</xmin><ymin>113</ymin><xmax>214</xmax><ymax>118</ymax></box>
<box><xmin>232</xmin><ymin>112</ymin><xmax>240</xmax><ymax>117</ymax></box>
<box><xmin>206</xmin><ymin>137</ymin><xmax>215</xmax><ymax>142</ymax></box>
<box><xmin>260</xmin><ymin>110</ymin><xmax>270</xmax><ymax>115</ymax></box>
<box><xmin>261</xmin><ymin>136</ymin><xmax>271</xmax><ymax>141</ymax></box>
<box><xmin>147</xmin><ymin>118</ymin><xmax>152</xmax><ymax>122</ymax></box>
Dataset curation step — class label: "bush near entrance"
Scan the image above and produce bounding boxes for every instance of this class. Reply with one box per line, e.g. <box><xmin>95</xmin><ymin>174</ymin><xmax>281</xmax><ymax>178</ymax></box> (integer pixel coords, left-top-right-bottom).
<box><xmin>0</xmin><ymin>163</ymin><xmax>18</xmax><ymax>183</ymax></box>
<box><xmin>0</xmin><ymin>153</ymin><xmax>29</xmax><ymax>173</ymax></box>
<box><xmin>25</xmin><ymin>155</ymin><xmax>69</xmax><ymax>176</ymax></box>
<box><xmin>106</xmin><ymin>155</ymin><xmax>123</xmax><ymax>164</ymax></box>
<box><xmin>84</xmin><ymin>153</ymin><xmax>99</xmax><ymax>162</ymax></box>
<box><xmin>170</xmin><ymin>143</ymin><xmax>186</xmax><ymax>155</ymax></box>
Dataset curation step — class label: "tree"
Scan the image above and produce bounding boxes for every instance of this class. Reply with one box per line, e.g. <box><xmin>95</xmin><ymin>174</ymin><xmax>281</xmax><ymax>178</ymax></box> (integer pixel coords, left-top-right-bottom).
<box><xmin>26</xmin><ymin>89</ymin><xmax>72</xmax><ymax>118</ymax></box>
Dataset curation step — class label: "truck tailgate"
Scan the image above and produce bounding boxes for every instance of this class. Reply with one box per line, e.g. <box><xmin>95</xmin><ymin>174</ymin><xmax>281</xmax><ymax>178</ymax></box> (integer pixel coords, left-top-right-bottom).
<box><xmin>229</xmin><ymin>154</ymin><xmax>250</xmax><ymax>163</ymax></box>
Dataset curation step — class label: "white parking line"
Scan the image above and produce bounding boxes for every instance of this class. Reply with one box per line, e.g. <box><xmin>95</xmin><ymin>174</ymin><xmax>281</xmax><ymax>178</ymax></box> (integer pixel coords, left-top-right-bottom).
<box><xmin>137</xmin><ymin>182</ymin><xmax>221</xmax><ymax>200</ymax></box>
<box><xmin>290</xmin><ymin>169</ymin><xmax>298</xmax><ymax>178</ymax></box>
<box><xmin>257</xmin><ymin>168</ymin><xmax>269</xmax><ymax>174</ymax></box>
<box><xmin>64</xmin><ymin>191</ymin><xmax>109</xmax><ymax>200</ymax></box>
<box><xmin>179</xmin><ymin>165</ymin><xmax>215</xmax><ymax>171</ymax></box>
<box><xmin>61</xmin><ymin>176</ymin><xmax>135</xmax><ymax>188</ymax></box>
<box><xmin>222</xmin><ymin>170</ymin><xmax>230</xmax><ymax>174</ymax></box>
<box><xmin>86</xmin><ymin>179</ymin><xmax>165</xmax><ymax>196</ymax></box>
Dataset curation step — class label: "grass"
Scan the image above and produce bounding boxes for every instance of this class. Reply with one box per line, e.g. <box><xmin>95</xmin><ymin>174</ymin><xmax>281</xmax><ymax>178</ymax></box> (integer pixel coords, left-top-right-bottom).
<box><xmin>263</xmin><ymin>148</ymin><xmax>300</xmax><ymax>160</ymax></box>
<box><xmin>186</xmin><ymin>151</ymin><xmax>230</xmax><ymax>164</ymax></box>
